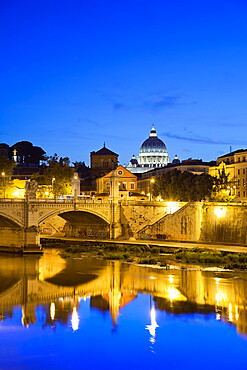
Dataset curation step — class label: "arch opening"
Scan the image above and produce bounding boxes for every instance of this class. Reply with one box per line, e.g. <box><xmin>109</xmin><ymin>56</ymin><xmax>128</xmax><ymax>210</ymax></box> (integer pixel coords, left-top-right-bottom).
<box><xmin>40</xmin><ymin>211</ymin><xmax>110</xmax><ymax>239</ymax></box>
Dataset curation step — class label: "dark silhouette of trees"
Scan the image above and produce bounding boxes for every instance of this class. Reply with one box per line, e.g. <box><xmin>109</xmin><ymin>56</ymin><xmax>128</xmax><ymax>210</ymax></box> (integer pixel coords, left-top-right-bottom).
<box><xmin>153</xmin><ymin>169</ymin><xmax>214</xmax><ymax>201</ymax></box>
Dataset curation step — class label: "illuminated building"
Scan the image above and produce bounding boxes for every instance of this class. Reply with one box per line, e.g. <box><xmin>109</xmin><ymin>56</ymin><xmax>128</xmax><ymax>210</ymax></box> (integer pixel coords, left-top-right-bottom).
<box><xmin>127</xmin><ymin>125</ymin><xmax>169</xmax><ymax>174</ymax></box>
<box><xmin>96</xmin><ymin>165</ymin><xmax>137</xmax><ymax>199</ymax></box>
<box><xmin>209</xmin><ymin>149</ymin><xmax>247</xmax><ymax>201</ymax></box>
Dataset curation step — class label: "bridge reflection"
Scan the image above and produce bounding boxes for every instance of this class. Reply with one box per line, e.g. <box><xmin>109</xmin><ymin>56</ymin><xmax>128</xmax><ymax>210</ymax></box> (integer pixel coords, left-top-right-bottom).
<box><xmin>0</xmin><ymin>251</ymin><xmax>246</xmax><ymax>337</ymax></box>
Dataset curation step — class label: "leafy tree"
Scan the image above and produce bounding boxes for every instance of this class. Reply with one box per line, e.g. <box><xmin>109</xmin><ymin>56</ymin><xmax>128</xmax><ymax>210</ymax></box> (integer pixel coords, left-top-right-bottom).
<box><xmin>32</xmin><ymin>154</ymin><xmax>74</xmax><ymax>198</ymax></box>
<box><xmin>0</xmin><ymin>157</ymin><xmax>15</xmax><ymax>197</ymax></box>
<box><xmin>153</xmin><ymin>169</ymin><xmax>214</xmax><ymax>201</ymax></box>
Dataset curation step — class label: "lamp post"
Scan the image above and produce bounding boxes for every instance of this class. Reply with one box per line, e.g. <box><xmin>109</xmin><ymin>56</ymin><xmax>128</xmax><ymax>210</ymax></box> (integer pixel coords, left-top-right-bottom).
<box><xmin>1</xmin><ymin>172</ymin><xmax>5</xmax><ymax>199</ymax></box>
<box><xmin>150</xmin><ymin>178</ymin><xmax>155</xmax><ymax>201</ymax></box>
<box><xmin>52</xmin><ymin>177</ymin><xmax>55</xmax><ymax>198</ymax></box>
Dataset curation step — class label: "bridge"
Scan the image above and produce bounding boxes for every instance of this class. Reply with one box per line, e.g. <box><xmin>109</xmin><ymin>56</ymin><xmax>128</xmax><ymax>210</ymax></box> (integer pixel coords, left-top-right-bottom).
<box><xmin>0</xmin><ymin>197</ymin><xmax>170</xmax><ymax>252</ymax></box>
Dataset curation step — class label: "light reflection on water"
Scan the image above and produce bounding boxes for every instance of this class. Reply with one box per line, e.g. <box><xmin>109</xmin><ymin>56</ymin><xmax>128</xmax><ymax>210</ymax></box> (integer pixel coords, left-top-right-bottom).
<box><xmin>0</xmin><ymin>249</ymin><xmax>247</xmax><ymax>369</ymax></box>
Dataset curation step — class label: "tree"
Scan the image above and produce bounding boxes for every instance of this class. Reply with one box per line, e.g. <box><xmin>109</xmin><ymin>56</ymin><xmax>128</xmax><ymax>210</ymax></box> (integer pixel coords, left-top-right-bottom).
<box><xmin>32</xmin><ymin>154</ymin><xmax>74</xmax><ymax>198</ymax></box>
<box><xmin>0</xmin><ymin>157</ymin><xmax>16</xmax><ymax>198</ymax></box>
<box><xmin>153</xmin><ymin>169</ymin><xmax>214</xmax><ymax>201</ymax></box>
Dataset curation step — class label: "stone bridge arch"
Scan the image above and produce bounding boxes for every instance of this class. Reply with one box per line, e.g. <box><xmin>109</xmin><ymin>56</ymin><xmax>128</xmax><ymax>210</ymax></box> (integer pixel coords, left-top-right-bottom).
<box><xmin>0</xmin><ymin>212</ymin><xmax>23</xmax><ymax>228</ymax></box>
<box><xmin>38</xmin><ymin>207</ymin><xmax>111</xmax><ymax>239</ymax></box>
<box><xmin>38</xmin><ymin>207</ymin><xmax>111</xmax><ymax>226</ymax></box>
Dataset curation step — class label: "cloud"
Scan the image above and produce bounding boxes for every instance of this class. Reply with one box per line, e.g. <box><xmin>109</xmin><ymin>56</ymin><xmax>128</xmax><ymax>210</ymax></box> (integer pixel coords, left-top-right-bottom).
<box><xmin>111</xmin><ymin>94</ymin><xmax>181</xmax><ymax>112</ymax></box>
<box><xmin>161</xmin><ymin>132</ymin><xmax>244</xmax><ymax>145</ymax></box>
<box><xmin>143</xmin><ymin>95</ymin><xmax>180</xmax><ymax>110</ymax></box>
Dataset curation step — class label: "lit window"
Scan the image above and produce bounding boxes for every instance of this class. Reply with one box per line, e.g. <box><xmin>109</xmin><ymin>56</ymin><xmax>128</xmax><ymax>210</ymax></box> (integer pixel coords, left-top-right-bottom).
<box><xmin>130</xmin><ymin>182</ymin><xmax>135</xmax><ymax>190</ymax></box>
<box><xmin>122</xmin><ymin>182</ymin><xmax>127</xmax><ymax>190</ymax></box>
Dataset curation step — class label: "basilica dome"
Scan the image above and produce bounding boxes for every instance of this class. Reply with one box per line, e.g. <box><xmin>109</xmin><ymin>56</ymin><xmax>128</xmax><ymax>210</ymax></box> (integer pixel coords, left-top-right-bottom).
<box><xmin>126</xmin><ymin>125</ymin><xmax>169</xmax><ymax>174</ymax></box>
<box><xmin>139</xmin><ymin>125</ymin><xmax>167</xmax><ymax>153</ymax></box>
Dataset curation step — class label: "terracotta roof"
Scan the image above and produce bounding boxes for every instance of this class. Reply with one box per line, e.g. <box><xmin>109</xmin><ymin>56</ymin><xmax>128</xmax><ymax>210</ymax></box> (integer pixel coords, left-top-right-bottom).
<box><xmin>92</xmin><ymin>146</ymin><xmax>118</xmax><ymax>156</ymax></box>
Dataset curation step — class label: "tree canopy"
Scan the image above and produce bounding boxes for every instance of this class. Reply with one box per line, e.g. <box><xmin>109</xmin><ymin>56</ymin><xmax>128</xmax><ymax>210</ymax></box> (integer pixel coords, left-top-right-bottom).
<box><xmin>32</xmin><ymin>154</ymin><xmax>74</xmax><ymax>197</ymax></box>
<box><xmin>153</xmin><ymin>169</ymin><xmax>214</xmax><ymax>201</ymax></box>
<box><xmin>0</xmin><ymin>157</ymin><xmax>15</xmax><ymax>197</ymax></box>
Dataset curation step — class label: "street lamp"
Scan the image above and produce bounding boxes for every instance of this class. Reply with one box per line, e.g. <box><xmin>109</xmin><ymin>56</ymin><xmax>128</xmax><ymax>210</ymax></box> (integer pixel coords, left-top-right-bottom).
<box><xmin>1</xmin><ymin>172</ymin><xmax>5</xmax><ymax>199</ymax></box>
<box><xmin>52</xmin><ymin>177</ymin><xmax>55</xmax><ymax>198</ymax></box>
<box><xmin>150</xmin><ymin>178</ymin><xmax>155</xmax><ymax>201</ymax></box>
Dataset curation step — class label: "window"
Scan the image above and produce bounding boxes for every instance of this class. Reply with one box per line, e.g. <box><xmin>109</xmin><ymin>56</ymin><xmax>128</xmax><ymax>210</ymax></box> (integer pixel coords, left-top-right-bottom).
<box><xmin>243</xmin><ymin>178</ymin><xmax>245</xmax><ymax>187</ymax></box>
<box><xmin>103</xmin><ymin>160</ymin><xmax>108</xmax><ymax>168</ymax></box>
<box><xmin>130</xmin><ymin>182</ymin><xmax>135</xmax><ymax>190</ymax></box>
<box><xmin>243</xmin><ymin>169</ymin><xmax>246</xmax><ymax>175</ymax></box>
<box><xmin>238</xmin><ymin>169</ymin><xmax>240</xmax><ymax>175</ymax></box>
<box><xmin>106</xmin><ymin>182</ymin><xmax>110</xmax><ymax>190</ymax></box>
<box><xmin>238</xmin><ymin>179</ymin><xmax>240</xmax><ymax>186</ymax></box>
<box><xmin>122</xmin><ymin>182</ymin><xmax>127</xmax><ymax>190</ymax></box>
<box><xmin>244</xmin><ymin>191</ymin><xmax>246</xmax><ymax>197</ymax></box>
<box><xmin>238</xmin><ymin>157</ymin><xmax>240</xmax><ymax>162</ymax></box>
<box><xmin>238</xmin><ymin>191</ymin><xmax>240</xmax><ymax>197</ymax></box>
<box><xmin>243</xmin><ymin>157</ymin><xmax>246</xmax><ymax>162</ymax></box>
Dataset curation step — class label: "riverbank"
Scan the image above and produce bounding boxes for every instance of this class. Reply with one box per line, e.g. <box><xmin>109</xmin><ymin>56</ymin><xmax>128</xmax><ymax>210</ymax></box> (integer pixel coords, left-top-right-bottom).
<box><xmin>41</xmin><ymin>236</ymin><xmax>247</xmax><ymax>271</ymax></box>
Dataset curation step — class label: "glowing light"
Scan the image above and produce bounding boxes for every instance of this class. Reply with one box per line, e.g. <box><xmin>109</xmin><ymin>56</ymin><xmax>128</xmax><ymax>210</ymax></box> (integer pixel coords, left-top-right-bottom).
<box><xmin>150</xmin><ymin>179</ymin><xmax>155</xmax><ymax>183</ymax></box>
<box><xmin>50</xmin><ymin>302</ymin><xmax>55</xmax><ymax>320</ymax></box>
<box><xmin>229</xmin><ymin>303</ymin><xmax>233</xmax><ymax>322</ymax></box>
<box><xmin>145</xmin><ymin>306</ymin><xmax>159</xmax><ymax>344</ymax></box>
<box><xmin>214</xmin><ymin>207</ymin><xmax>226</xmax><ymax>219</ymax></box>
<box><xmin>235</xmin><ymin>305</ymin><xmax>239</xmax><ymax>321</ymax></box>
<box><xmin>74</xmin><ymin>176</ymin><xmax>78</xmax><ymax>180</ymax></box>
<box><xmin>45</xmin><ymin>191</ymin><xmax>49</xmax><ymax>196</ymax></box>
<box><xmin>216</xmin><ymin>313</ymin><xmax>221</xmax><ymax>321</ymax></box>
<box><xmin>216</xmin><ymin>293</ymin><xmax>220</xmax><ymax>306</ymax></box>
<box><xmin>1</xmin><ymin>172</ymin><xmax>5</xmax><ymax>176</ymax></box>
<box><xmin>168</xmin><ymin>286</ymin><xmax>180</xmax><ymax>302</ymax></box>
<box><xmin>166</xmin><ymin>202</ymin><xmax>181</xmax><ymax>214</ymax></box>
<box><xmin>71</xmin><ymin>307</ymin><xmax>79</xmax><ymax>331</ymax></box>
<box><xmin>169</xmin><ymin>275</ymin><xmax>174</xmax><ymax>284</ymax></box>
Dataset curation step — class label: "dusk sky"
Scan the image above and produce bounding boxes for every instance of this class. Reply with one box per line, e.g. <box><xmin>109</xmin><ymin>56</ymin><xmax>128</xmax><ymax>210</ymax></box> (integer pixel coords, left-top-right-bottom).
<box><xmin>1</xmin><ymin>0</ymin><xmax>247</xmax><ymax>166</ymax></box>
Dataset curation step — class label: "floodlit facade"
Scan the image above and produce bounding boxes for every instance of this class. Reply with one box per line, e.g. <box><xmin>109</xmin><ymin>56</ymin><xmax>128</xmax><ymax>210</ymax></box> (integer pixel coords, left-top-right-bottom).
<box><xmin>127</xmin><ymin>125</ymin><xmax>169</xmax><ymax>174</ymax></box>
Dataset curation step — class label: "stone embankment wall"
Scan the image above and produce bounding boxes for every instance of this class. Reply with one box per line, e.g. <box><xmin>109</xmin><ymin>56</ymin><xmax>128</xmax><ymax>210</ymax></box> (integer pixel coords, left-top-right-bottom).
<box><xmin>120</xmin><ymin>201</ymin><xmax>168</xmax><ymax>237</ymax></box>
<box><xmin>200</xmin><ymin>203</ymin><xmax>247</xmax><ymax>245</ymax></box>
<box><xmin>138</xmin><ymin>203</ymin><xmax>201</xmax><ymax>241</ymax></box>
<box><xmin>139</xmin><ymin>202</ymin><xmax>247</xmax><ymax>245</ymax></box>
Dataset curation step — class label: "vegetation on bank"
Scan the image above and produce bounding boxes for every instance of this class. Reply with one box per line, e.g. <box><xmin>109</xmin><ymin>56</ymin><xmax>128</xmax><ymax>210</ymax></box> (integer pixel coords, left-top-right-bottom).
<box><xmin>174</xmin><ymin>248</ymin><xmax>247</xmax><ymax>270</ymax></box>
<box><xmin>41</xmin><ymin>239</ymin><xmax>247</xmax><ymax>270</ymax></box>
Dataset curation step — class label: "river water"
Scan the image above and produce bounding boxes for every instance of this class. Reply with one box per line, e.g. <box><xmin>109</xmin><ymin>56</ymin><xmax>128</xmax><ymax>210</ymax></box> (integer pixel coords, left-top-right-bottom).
<box><xmin>0</xmin><ymin>249</ymin><xmax>247</xmax><ymax>369</ymax></box>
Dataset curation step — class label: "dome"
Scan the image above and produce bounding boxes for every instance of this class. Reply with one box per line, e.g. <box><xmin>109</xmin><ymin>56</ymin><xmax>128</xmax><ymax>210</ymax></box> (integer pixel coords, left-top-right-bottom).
<box><xmin>129</xmin><ymin>155</ymin><xmax>138</xmax><ymax>166</ymax></box>
<box><xmin>172</xmin><ymin>155</ymin><xmax>180</xmax><ymax>164</ymax></box>
<box><xmin>139</xmin><ymin>125</ymin><xmax>167</xmax><ymax>153</ymax></box>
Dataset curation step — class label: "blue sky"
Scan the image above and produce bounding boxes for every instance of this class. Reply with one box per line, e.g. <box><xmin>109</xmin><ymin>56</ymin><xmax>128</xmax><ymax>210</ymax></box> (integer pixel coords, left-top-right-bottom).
<box><xmin>0</xmin><ymin>0</ymin><xmax>247</xmax><ymax>166</ymax></box>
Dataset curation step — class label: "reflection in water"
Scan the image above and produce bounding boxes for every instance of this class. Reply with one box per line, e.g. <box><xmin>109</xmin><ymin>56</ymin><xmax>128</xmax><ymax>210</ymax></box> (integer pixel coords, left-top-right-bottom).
<box><xmin>71</xmin><ymin>306</ymin><xmax>79</xmax><ymax>331</ymax></box>
<box><xmin>0</xmin><ymin>250</ymin><xmax>247</xmax><ymax>339</ymax></box>
<box><xmin>145</xmin><ymin>298</ymin><xmax>159</xmax><ymax>345</ymax></box>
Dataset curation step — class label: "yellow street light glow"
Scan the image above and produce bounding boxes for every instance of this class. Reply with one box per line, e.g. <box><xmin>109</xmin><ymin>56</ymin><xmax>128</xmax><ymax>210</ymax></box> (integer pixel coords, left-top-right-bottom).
<box><xmin>1</xmin><ymin>172</ymin><xmax>5</xmax><ymax>176</ymax></box>
<box><xmin>52</xmin><ymin>177</ymin><xmax>55</xmax><ymax>181</ymax></box>
<box><xmin>214</xmin><ymin>207</ymin><xmax>226</xmax><ymax>219</ymax></box>
<box><xmin>45</xmin><ymin>191</ymin><xmax>49</xmax><ymax>196</ymax></box>
<box><xmin>150</xmin><ymin>178</ymin><xmax>155</xmax><ymax>183</ymax></box>
<box><xmin>166</xmin><ymin>202</ymin><xmax>181</xmax><ymax>214</ymax></box>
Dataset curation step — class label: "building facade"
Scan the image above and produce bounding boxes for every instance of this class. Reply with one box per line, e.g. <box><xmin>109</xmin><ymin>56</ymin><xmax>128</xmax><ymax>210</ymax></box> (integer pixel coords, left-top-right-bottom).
<box><xmin>209</xmin><ymin>149</ymin><xmax>247</xmax><ymax>201</ymax></box>
<box><xmin>96</xmin><ymin>165</ymin><xmax>137</xmax><ymax>199</ymax></box>
<box><xmin>90</xmin><ymin>144</ymin><xmax>118</xmax><ymax>179</ymax></box>
<box><xmin>127</xmin><ymin>125</ymin><xmax>169</xmax><ymax>174</ymax></box>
